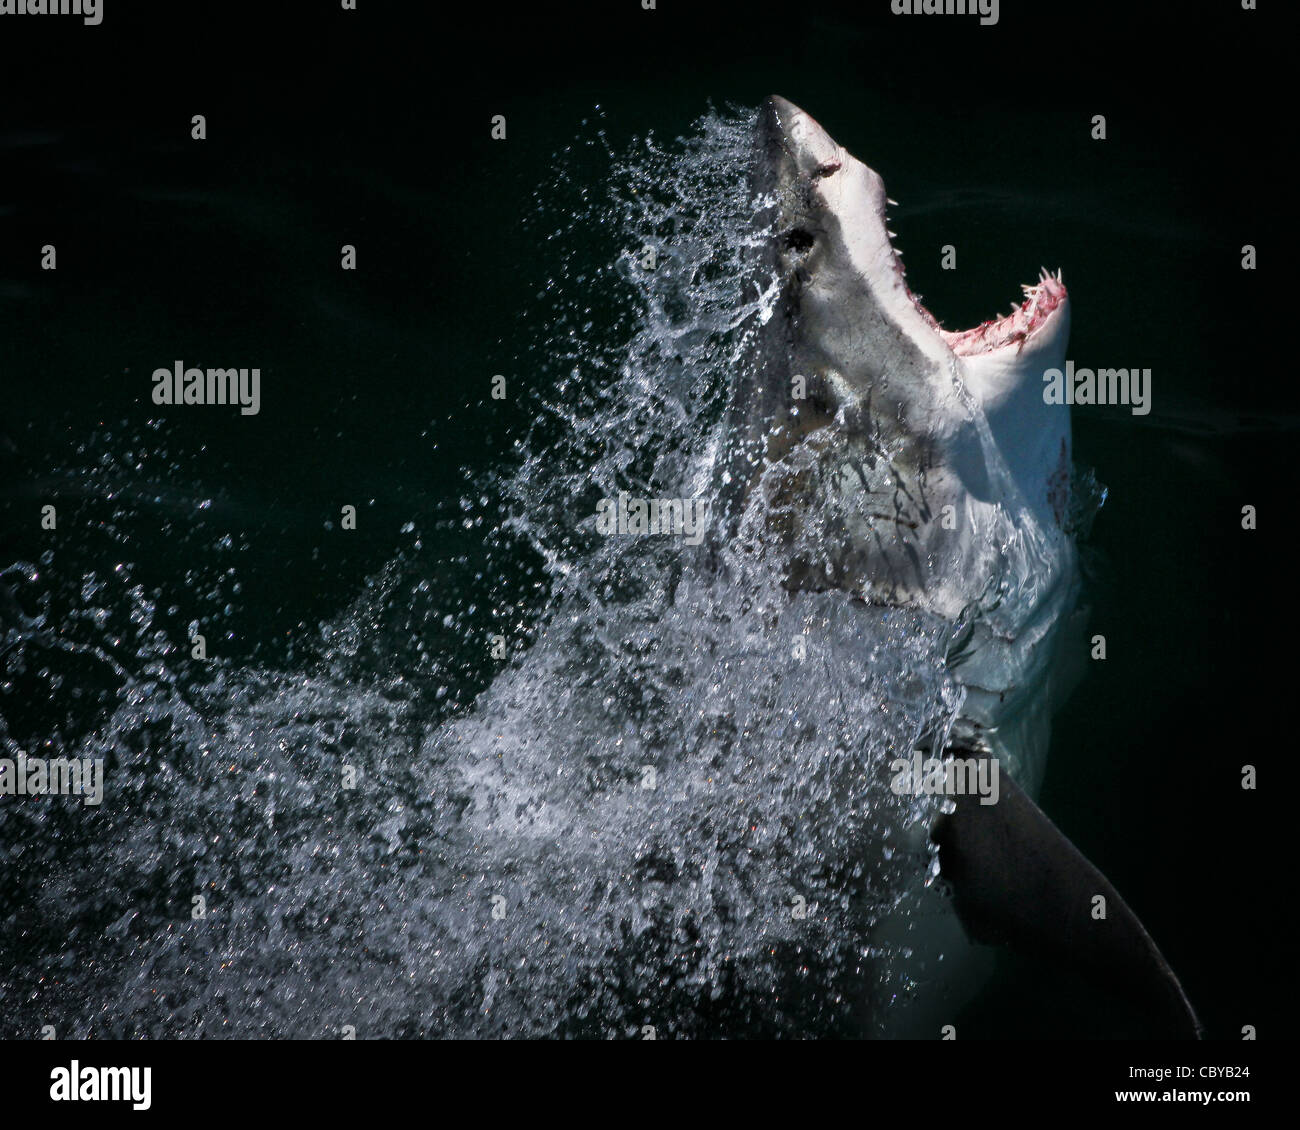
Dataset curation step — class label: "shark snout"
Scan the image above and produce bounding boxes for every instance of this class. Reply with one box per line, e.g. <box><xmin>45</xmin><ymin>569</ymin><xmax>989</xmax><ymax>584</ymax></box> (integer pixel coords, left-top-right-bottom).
<box><xmin>758</xmin><ymin>95</ymin><xmax>844</xmax><ymax>183</ymax></box>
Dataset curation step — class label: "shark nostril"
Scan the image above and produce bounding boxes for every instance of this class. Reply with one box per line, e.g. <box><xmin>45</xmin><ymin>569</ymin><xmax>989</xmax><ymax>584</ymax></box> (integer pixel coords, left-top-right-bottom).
<box><xmin>783</xmin><ymin>228</ymin><xmax>815</xmax><ymax>253</ymax></box>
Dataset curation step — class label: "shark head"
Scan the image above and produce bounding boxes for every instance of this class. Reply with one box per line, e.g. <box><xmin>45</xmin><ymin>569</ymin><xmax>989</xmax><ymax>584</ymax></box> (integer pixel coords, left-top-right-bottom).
<box><xmin>721</xmin><ymin>96</ymin><xmax>1081</xmax><ymax>774</ymax></box>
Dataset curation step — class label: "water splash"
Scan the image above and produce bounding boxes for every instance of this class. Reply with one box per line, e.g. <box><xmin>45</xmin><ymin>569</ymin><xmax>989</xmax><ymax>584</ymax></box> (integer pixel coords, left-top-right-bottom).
<box><xmin>0</xmin><ymin>109</ymin><xmax>964</xmax><ymax>1038</ymax></box>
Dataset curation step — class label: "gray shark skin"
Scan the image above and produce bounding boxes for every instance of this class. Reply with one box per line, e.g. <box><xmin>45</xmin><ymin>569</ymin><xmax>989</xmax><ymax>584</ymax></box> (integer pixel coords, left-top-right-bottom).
<box><xmin>722</xmin><ymin>96</ymin><xmax>1200</xmax><ymax>1037</ymax></box>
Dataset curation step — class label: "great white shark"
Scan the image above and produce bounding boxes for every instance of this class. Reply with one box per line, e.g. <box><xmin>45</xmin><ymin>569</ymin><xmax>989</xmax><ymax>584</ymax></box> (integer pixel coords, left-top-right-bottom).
<box><xmin>0</xmin><ymin>100</ymin><xmax>1208</xmax><ymax>1042</ymax></box>
<box><xmin>713</xmin><ymin>96</ymin><xmax>1201</xmax><ymax>1036</ymax></box>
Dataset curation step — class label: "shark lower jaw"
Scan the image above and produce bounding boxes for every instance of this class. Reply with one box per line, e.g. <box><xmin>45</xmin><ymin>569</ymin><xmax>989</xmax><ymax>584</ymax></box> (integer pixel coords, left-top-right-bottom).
<box><xmin>935</xmin><ymin>270</ymin><xmax>1068</xmax><ymax>357</ymax></box>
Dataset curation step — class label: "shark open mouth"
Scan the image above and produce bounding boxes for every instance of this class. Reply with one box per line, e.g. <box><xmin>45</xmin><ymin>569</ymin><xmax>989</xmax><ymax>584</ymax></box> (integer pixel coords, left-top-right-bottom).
<box><xmin>886</xmin><ymin>216</ymin><xmax>1068</xmax><ymax>360</ymax></box>
<box><xmin>896</xmin><ymin>245</ymin><xmax>1067</xmax><ymax>358</ymax></box>
<box><xmin>936</xmin><ymin>270</ymin><xmax>1068</xmax><ymax>357</ymax></box>
<box><xmin>871</xmin><ymin>183</ymin><xmax>1067</xmax><ymax>359</ymax></box>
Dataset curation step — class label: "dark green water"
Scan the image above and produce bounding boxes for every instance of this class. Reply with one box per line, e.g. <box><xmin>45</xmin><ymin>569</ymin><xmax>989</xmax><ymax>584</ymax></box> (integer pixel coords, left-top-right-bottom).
<box><xmin>0</xmin><ymin>2</ymin><xmax>1288</xmax><ymax>1038</ymax></box>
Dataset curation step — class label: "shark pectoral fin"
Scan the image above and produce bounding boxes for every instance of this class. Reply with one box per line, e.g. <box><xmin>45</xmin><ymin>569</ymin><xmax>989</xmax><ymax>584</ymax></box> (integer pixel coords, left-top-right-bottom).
<box><xmin>933</xmin><ymin>752</ymin><xmax>1202</xmax><ymax>1038</ymax></box>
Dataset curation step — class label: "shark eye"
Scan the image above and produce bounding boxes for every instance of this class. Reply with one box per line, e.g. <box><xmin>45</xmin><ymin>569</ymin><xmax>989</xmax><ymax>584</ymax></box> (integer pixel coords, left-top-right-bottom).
<box><xmin>783</xmin><ymin>228</ymin><xmax>815</xmax><ymax>253</ymax></box>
